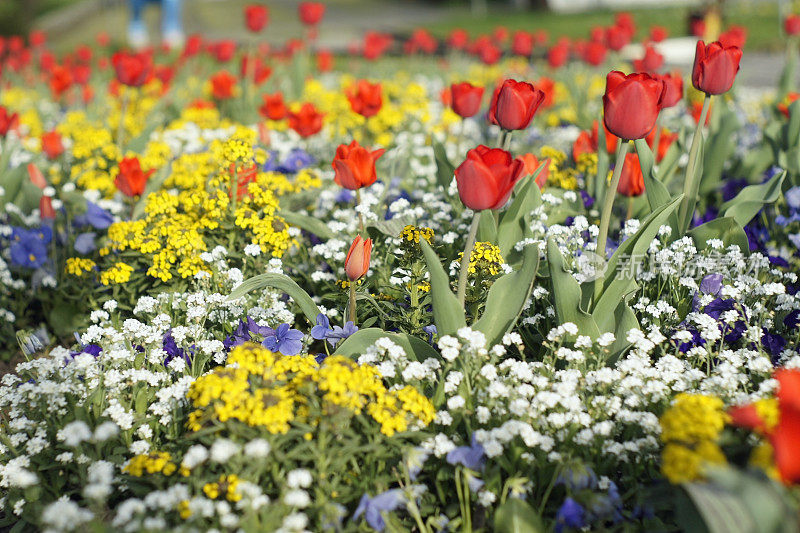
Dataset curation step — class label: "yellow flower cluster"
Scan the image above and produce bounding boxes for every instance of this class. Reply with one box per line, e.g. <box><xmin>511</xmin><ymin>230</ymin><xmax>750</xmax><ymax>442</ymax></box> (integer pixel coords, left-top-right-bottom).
<box><xmin>460</xmin><ymin>241</ymin><xmax>505</xmax><ymax>276</ymax></box>
<box><xmin>399</xmin><ymin>225</ymin><xmax>434</xmax><ymax>256</ymax></box>
<box><xmin>660</xmin><ymin>394</ymin><xmax>729</xmax><ymax>484</ymax></box>
<box><xmin>65</xmin><ymin>257</ymin><xmax>96</xmax><ymax>276</ymax></box>
<box><xmin>99</xmin><ymin>262</ymin><xmax>134</xmax><ymax>285</ymax></box>
<box><xmin>124</xmin><ymin>451</ymin><xmax>178</xmax><ymax>477</ymax></box>
<box><xmin>203</xmin><ymin>474</ymin><xmax>242</xmax><ymax>502</ymax></box>
<box><xmin>58</xmin><ymin>111</ymin><xmax>120</xmax><ymax>195</ymax></box>
<box><xmin>186</xmin><ymin>343</ymin><xmax>434</xmax><ymax>437</ymax></box>
<box><xmin>575</xmin><ymin>152</ymin><xmax>598</xmax><ymax>176</ymax></box>
<box><xmin>109</xmin><ymin>83</ymin><xmax>162</xmax><ymax>142</ymax></box>
<box><xmin>540</xmin><ymin>146</ymin><xmax>578</xmax><ymax>190</ymax></box>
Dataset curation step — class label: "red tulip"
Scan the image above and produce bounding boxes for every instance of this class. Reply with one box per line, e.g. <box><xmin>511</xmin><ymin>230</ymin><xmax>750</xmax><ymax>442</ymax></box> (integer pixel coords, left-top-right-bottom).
<box><xmin>537</xmin><ymin>77</ymin><xmax>556</xmax><ymax>108</ymax></box>
<box><xmin>493</xmin><ymin>26</ymin><xmax>509</xmax><ymax>43</ymax></box>
<box><xmin>346</xmin><ymin>80</ymin><xmax>382</xmax><ymax>118</ymax></box>
<box><xmin>454</xmin><ymin>145</ymin><xmax>526</xmax><ymax>211</ymax></box>
<box><xmin>317</xmin><ymin>49</ymin><xmax>333</xmax><ymax>72</ymax></box>
<box><xmin>645</xmin><ymin>127</ymin><xmax>678</xmax><ymax>162</ymax></box>
<box><xmin>29</xmin><ymin>30</ymin><xmax>46</xmax><ymax>48</ymax></box>
<box><xmin>298</xmin><ymin>2</ymin><xmax>325</xmax><ymax>25</ymax></box>
<box><xmin>692</xmin><ymin>40</ymin><xmax>742</xmax><ymax>95</ymax></box>
<box><xmin>547</xmin><ymin>41</ymin><xmax>569</xmax><ymax>68</ymax></box>
<box><xmin>450</xmin><ymin>82</ymin><xmax>484</xmax><ymax>119</ymax></box>
<box><xmin>332</xmin><ymin>140</ymin><xmax>385</xmax><ymax>190</ymax></box>
<box><xmin>288</xmin><ymin>103</ymin><xmax>324</xmax><ymax>137</ymax></box>
<box><xmin>617</xmin><ymin>153</ymin><xmax>644</xmax><ymax>197</ymax></box>
<box><xmin>72</xmin><ymin>64</ymin><xmax>91</xmax><ymax>85</ymax></box>
<box><xmin>650</xmin><ymin>26</ymin><xmax>668</xmax><ymax>43</ymax></box>
<box><xmin>477</xmin><ymin>42</ymin><xmax>502</xmax><ymax>65</ymax></box>
<box><xmin>657</xmin><ymin>72</ymin><xmax>684</xmax><ymax>108</ymax></box>
<box><xmin>634</xmin><ymin>45</ymin><xmax>664</xmax><ymax>73</ymax></box>
<box><xmin>719</xmin><ymin>26</ymin><xmax>747</xmax><ymax>49</ymax></box>
<box><xmin>260</xmin><ymin>92</ymin><xmax>287</xmax><ymax>120</ymax></box>
<box><xmin>511</xmin><ymin>31</ymin><xmax>534</xmax><ymax>57</ymax></box>
<box><xmin>39</xmin><ymin>196</ymin><xmax>55</xmax><ymax>220</ymax></box>
<box><xmin>28</xmin><ymin>163</ymin><xmax>47</xmax><ymax>189</ymax></box>
<box><xmin>605</xmin><ymin>25</ymin><xmax>629</xmax><ymax>52</ymax></box>
<box><xmin>690</xmin><ymin>100</ymin><xmax>713</xmax><ymax>125</ymax></box>
<box><xmin>615</xmin><ymin>12</ymin><xmax>636</xmax><ymax>37</ymax></box>
<box><xmin>210</xmin><ymin>71</ymin><xmax>237</xmax><ymax>100</ymax></box>
<box><xmin>345</xmin><ymin>236</ymin><xmax>372</xmax><ymax>281</ymax></box>
<box><xmin>244</xmin><ymin>5</ymin><xmax>269</xmax><ymax>32</ymax></box>
<box><xmin>210</xmin><ymin>40</ymin><xmax>237</xmax><ymax>62</ymax></box>
<box><xmin>778</xmin><ymin>93</ymin><xmax>799</xmax><ymax>118</ymax></box>
<box><xmin>49</xmin><ymin>65</ymin><xmax>73</xmax><ymax>99</ymax></box>
<box><xmin>785</xmin><ymin>15</ymin><xmax>800</xmax><ymax>36</ymax></box>
<box><xmin>115</xmin><ymin>157</ymin><xmax>155</xmax><ymax>197</ymax></box>
<box><xmin>603</xmin><ymin>71</ymin><xmax>665</xmax><ymax>140</ymax></box>
<box><xmin>520</xmin><ymin>153</ymin><xmax>550</xmax><ymax>189</ymax></box>
<box><xmin>41</xmin><ymin>131</ymin><xmax>64</xmax><ymax>160</ymax></box>
<box><xmin>489</xmin><ymin>79</ymin><xmax>545</xmax><ymax>131</ymax></box>
<box><xmin>363</xmin><ymin>31</ymin><xmax>393</xmax><ymax>60</ymax></box>
<box><xmin>405</xmin><ymin>29</ymin><xmax>437</xmax><ymax>55</ymax></box>
<box><xmin>112</xmin><ymin>51</ymin><xmax>152</xmax><ymax>87</ymax></box>
<box><xmin>691</xmin><ymin>18</ymin><xmax>706</xmax><ymax>38</ymax></box>
<box><xmin>582</xmin><ymin>41</ymin><xmax>607</xmax><ymax>66</ymax></box>
<box><xmin>448</xmin><ymin>29</ymin><xmax>469</xmax><ymax>50</ymax></box>
<box><xmin>572</xmin><ymin>131</ymin><xmax>596</xmax><ymax>162</ymax></box>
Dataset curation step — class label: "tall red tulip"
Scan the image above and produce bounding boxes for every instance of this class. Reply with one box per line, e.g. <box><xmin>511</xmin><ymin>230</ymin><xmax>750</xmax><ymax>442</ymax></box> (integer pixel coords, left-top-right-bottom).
<box><xmin>603</xmin><ymin>71</ymin><xmax>665</xmax><ymax>140</ymax></box>
<box><xmin>605</xmin><ymin>25</ymin><xmax>629</xmax><ymax>51</ymax></box>
<box><xmin>547</xmin><ymin>41</ymin><xmax>569</xmax><ymax>68</ymax></box>
<box><xmin>650</xmin><ymin>26</ymin><xmax>668</xmax><ymax>43</ymax></box>
<box><xmin>785</xmin><ymin>15</ymin><xmax>800</xmax><ymax>36</ymax></box>
<box><xmin>719</xmin><ymin>26</ymin><xmax>747</xmax><ymax>49</ymax></box>
<box><xmin>210</xmin><ymin>71</ymin><xmax>237</xmax><ymax>100</ymax></box>
<box><xmin>692</xmin><ymin>41</ymin><xmax>743</xmax><ymax>95</ymax></box>
<box><xmin>0</xmin><ymin>107</ymin><xmax>19</xmax><ymax>137</ymax></box>
<box><xmin>345</xmin><ymin>235</ymin><xmax>372</xmax><ymax>281</ymax></box>
<box><xmin>244</xmin><ymin>5</ymin><xmax>269</xmax><ymax>33</ymax></box>
<box><xmin>41</xmin><ymin>131</ymin><xmax>64</xmax><ymax>159</ymax></box>
<box><xmin>288</xmin><ymin>103</ymin><xmax>324</xmax><ymax>137</ymax></box>
<box><xmin>450</xmin><ymin>82</ymin><xmax>484</xmax><ymax>119</ymax></box>
<box><xmin>617</xmin><ymin>153</ymin><xmax>644</xmax><ymax>197</ymax></box>
<box><xmin>259</xmin><ymin>92</ymin><xmax>287</xmax><ymax>120</ymax></box>
<box><xmin>115</xmin><ymin>157</ymin><xmax>155</xmax><ymax>197</ymax></box>
<box><xmin>298</xmin><ymin>2</ymin><xmax>325</xmax><ymax>25</ymax></box>
<box><xmin>332</xmin><ymin>140</ymin><xmax>385</xmax><ymax>190</ymax></box>
<box><xmin>346</xmin><ymin>80</ymin><xmax>382</xmax><ymax>118</ymax></box>
<box><xmin>511</xmin><ymin>31</ymin><xmax>534</xmax><ymax>57</ymax></box>
<box><xmin>447</xmin><ymin>29</ymin><xmax>469</xmax><ymax>50</ymax></box>
<box><xmin>112</xmin><ymin>51</ymin><xmax>152</xmax><ymax>87</ymax></box>
<box><xmin>39</xmin><ymin>196</ymin><xmax>55</xmax><ymax>220</ymax></box>
<box><xmin>634</xmin><ymin>45</ymin><xmax>664</xmax><ymax>73</ymax></box>
<box><xmin>657</xmin><ymin>72</ymin><xmax>684</xmax><ymax>108</ymax></box>
<box><xmin>489</xmin><ymin>79</ymin><xmax>545</xmax><ymax>131</ymax></box>
<box><xmin>582</xmin><ymin>41</ymin><xmax>607</xmax><ymax>66</ymax></box>
<box><xmin>454</xmin><ymin>145</ymin><xmax>526</xmax><ymax>211</ymax></box>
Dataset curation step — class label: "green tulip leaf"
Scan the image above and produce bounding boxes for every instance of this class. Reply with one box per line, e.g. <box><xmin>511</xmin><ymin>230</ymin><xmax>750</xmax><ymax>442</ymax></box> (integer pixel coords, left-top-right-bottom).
<box><xmin>473</xmin><ymin>243</ymin><xmax>540</xmax><ymax>346</ymax></box>
<box><xmin>497</xmin><ymin>165</ymin><xmax>544</xmax><ymax>258</ymax></box>
<box><xmin>227</xmin><ymin>273</ymin><xmax>321</xmax><ymax>325</ymax></box>
<box><xmin>281</xmin><ymin>211</ymin><xmax>336</xmax><ymax>240</ymax></box>
<box><xmin>334</xmin><ymin>328</ymin><xmax>439</xmax><ymax>362</ymax></box>
<box><xmin>701</xmin><ymin>106</ymin><xmax>741</xmax><ymax>195</ymax></box>
<box><xmin>634</xmin><ymin>138</ymin><xmax>671</xmax><ymax>213</ymax></box>
<box><xmin>493</xmin><ymin>497</ymin><xmax>545</xmax><ymax>533</ymax></box>
<box><xmin>477</xmin><ymin>209</ymin><xmax>498</xmax><ymax>243</ymax></box>
<box><xmin>420</xmin><ymin>239</ymin><xmax>467</xmax><ymax>336</ymax></box>
<box><xmin>546</xmin><ymin>238</ymin><xmax>600</xmax><ymax>338</ymax></box>
<box><xmin>433</xmin><ymin>139</ymin><xmax>455</xmax><ymax>194</ymax></box>
<box><xmin>721</xmin><ymin>170</ymin><xmax>785</xmax><ymax>228</ymax></box>
<box><xmin>688</xmin><ymin>217</ymin><xmax>750</xmax><ymax>252</ymax></box>
<box><xmin>785</xmin><ymin>98</ymin><xmax>800</xmax><ymax>148</ymax></box>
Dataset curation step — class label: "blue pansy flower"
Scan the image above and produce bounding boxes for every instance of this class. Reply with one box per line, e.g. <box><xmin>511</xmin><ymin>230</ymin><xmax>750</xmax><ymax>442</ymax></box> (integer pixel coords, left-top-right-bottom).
<box><xmin>423</xmin><ymin>325</ymin><xmax>437</xmax><ymax>344</ymax></box>
<box><xmin>74</xmin><ymin>202</ymin><xmax>113</xmax><ymax>229</ymax></box>
<box><xmin>353</xmin><ymin>489</ymin><xmax>405</xmax><ymax>532</ymax></box>
<box><xmin>9</xmin><ymin>227</ymin><xmax>49</xmax><ymax>269</ymax></box>
<box><xmin>74</xmin><ymin>232</ymin><xmax>97</xmax><ymax>254</ymax></box>
<box><xmin>163</xmin><ymin>330</ymin><xmax>191</xmax><ymax>367</ymax></box>
<box><xmin>446</xmin><ymin>433</ymin><xmax>485</xmax><ymax>471</ymax></box>
<box><xmin>555</xmin><ymin>497</ymin><xmax>586</xmax><ymax>532</ymax></box>
<box><xmin>311</xmin><ymin>313</ymin><xmax>333</xmax><ymax>340</ymax></box>
<box><xmin>262</xmin><ymin>323</ymin><xmax>304</xmax><ymax>355</ymax></box>
<box><xmin>223</xmin><ymin>319</ymin><xmax>251</xmax><ymax>350</ymax></box>
<box><xmin>556</xmin><ymin>464</ymin><xmax>597</xmax><ymax>491</ymax></box>
<box><xmin>276</xmin><ymin>149</ymin><xmax>314</xmax><ymax>173</ymax></box>
<box><xmin>326</xmin><ymin>322</ymin><xmax>358</xmax><ymax>346</ymax></box>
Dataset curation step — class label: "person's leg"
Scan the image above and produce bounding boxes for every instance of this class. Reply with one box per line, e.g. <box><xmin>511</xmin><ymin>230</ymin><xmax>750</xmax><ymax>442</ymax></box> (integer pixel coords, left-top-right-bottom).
<box><xmin>161</xmin><ymin>0</ymin><xmax>184</xmax><ymax>48</ymax></box>
<box><xmin>128</xmin><ymin>0</ymin><xmax>149</xmax><ymax>48</ymax></box>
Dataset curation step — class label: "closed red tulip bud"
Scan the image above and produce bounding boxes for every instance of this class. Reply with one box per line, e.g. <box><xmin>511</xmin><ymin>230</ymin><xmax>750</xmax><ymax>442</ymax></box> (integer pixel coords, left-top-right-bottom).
<box><xmin>603</xmin><ymin>71</ymin><xmax>665</xmax><ymax>140</ymax></box>
<box><xmin>657</xmin><ymin>72</ymin><xmax>684</xmax><ymax>108</ymax></box>
<box><xmin>582</xmin><ymin>41</ymin><xmax>607</xmax><ymax>66</ymax></box>
<box><xmin>317</xmin><ymin>49</ymin><xmax>333</xmax><ymax>72</ymax></box>
<box><xmin>244</xmin><ymin>5</ymin><xmax>269</xmax><ymax>33</ymax></box>
<box><xmin>617</xmin><ymin>153</ymin><xmax>645</xmax><ymax>197</ymax></box>
<box><xmin>39</xmin><ymin>196</ymin><xmax>55</xmax><ymax>220</ymax></box>
<box><xmin>448</xmin><ymin>29</ymin><xmax>469</xmax><ymax>50</ymax></box>
<box><xmin>511</xmin><ymin>31</ymin><xmax>534</xmax><ymax>57</ymax></box>
<box><xmin>41</xmin><ymin>131</ymin><xmax>63</xmax><ymax>159</ymax></box>
<box><xmin>489</xmin><ymin>79</ymin><xmax>545</xmax><ymax>131</ymax></box>
<box><xmin>115</xmin><ymin>157</ymin><xmax>155</xmax><ymax>197</ymax></box>
<box><xmin>28</xmin><ymin>163</ymin><xmax>47</xmax><ymax>189</ymax></box>
<box><xmin>454</xmin><ymin>145</ymin><xmax>526</xmax><ymax>211</ymax></box>
<box><xmin>112</xmin><ymin>51</ymin><xmax>152</xmax><ymax>87</ymax></box>
<box><xmin>450</xmin><ymin>82</ymin><xmax>484</xmax><ymax>118</ymax></box>
<box><xmin>346</xmin><ymin>80</ymin><xmax>382</xmax><ymax>118</ymax></box>
<box><xmin>345</xmin><ymin>236</ymin><xmax>372</xmax><ymax>281</ymax></box>
<box><xmin>615</xmin><ymin>12</ymin><xmax>636</xmax><ymax>37</ymax></box>
<box><xmin>786</xmin><ymin>15</ymin><xmax>800</xmax><ymax>36</ymax></box>
<box><xmin>692</xmin><ymin>40</ymin><xmax>742</xmax><ymax>95</ymax></box>
<box><xmin>298</xmin><ymin>2</ymin><xmax>325</xmax><ymax>25</ymax></box>
<box><xmin>650</xmin><ymin>26</ymin><xmax>668</xmax><ymax>42</ymax></box>
<box><xmin>210</xmin><ymin>71</ymin><xmax>237</xmax><ymax>100</ymax></box>
<box><xmin>778</xmin><ymin>93</ymin><xmax>799</xmax><ymax>118</ymax></box>
<box><xmin>537</xmin><ymin>77</ymin><xmax>555</xmax><ymax>108</ymax></box>
<box><xmin>49</xmin><ymin>65</ymin><xmax>73</xmax><ymax>98</ymax></box>
<box><xmin>211</xmin><ymin>40</ymin><xmax>237</xmax><ymax>62</ymax></box>
<box><xmin>260</xmin><ymin>92</ymin><xmax>287</xmax><ymax>120</ymax></box>
<box><xmin>719</xmin><ymin>26</ymin><xmax>747</xmax><ymax>49</ymax></box>
<box><xmin>547</xmin><ymin>41</ymin><xmax>569</xmax><ymax>68</ymax></box>
<box><xmin>288</xmin><ymin>103</ymin><xmax>324</xmax><ymax>137</ymax></box>
<box><xmin>633</xmin><ymin>45</ymin><xmax>664</xmax><ymax>73</ymax></box>
<box><xmin>605</xmin><ymin>26</ymin><xmax>629</xmax><ymax>51</ymax></box>
<box><xmin>477</xmin><ymin>42</ymin><xmax>502</xmax><ymax>65</ymax></box>
<box><xmin>332</xmin><ymin>140</ymin><xmax>385</xmax><ymax>190</ymax></box>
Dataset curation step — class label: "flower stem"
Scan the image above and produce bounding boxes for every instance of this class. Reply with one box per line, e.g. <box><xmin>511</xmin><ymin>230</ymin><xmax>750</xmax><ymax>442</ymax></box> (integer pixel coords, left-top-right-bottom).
<box><xmin>355</xmin><ymin>188</ymin><xmax>365</xmax><ymax>235</ymax></box>
<box><xmin>652</xmin><ymin>116</ymin><xmax>661</xmax><ymax>161</ymax></box>
<box><xmin>678</xmin><ymin>94</ymin><xmax>712</xmax><ymax>234</ymax></box>
<box><xmin>595</xmin><ymin>140</ymin><xmax>629</xmax><ymax>261</ymax></box>
<box><xmin>456</xmin><ymin>210</ymin><xmax>481</xmax><ymax>307</ymax></box>
<box><xmin>348</xmin><ymin>283</ymin><xmax>357</xmax><ymax>325</ymax></box>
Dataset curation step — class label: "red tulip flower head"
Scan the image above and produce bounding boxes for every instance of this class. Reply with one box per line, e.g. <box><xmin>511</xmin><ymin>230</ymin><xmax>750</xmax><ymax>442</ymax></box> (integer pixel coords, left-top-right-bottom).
<box><xmin>785</xmin><ymin>15</ymin><xmax>800</xmax><ymax>36</ymax></box>
<box><xmin>244</xmin><ymin>5</ymin><xmax>269</xmax><ymax>32</ymax></box>
<box><xmin>617</xmin><ymin>153</ymin><xmax>645</xmax><ymax>197</ymax></box>
<box><xmin>450</xmin><ymin>82</ymin><xmax>484</xmax><ymax>119</ymax></box>
<box><xmin>115</xmin><ymin>157</ymin><xmax>155</xmax><ymax>197</ymax></box>
<box><xmin>332</xmin><ymin>140</ymin><xmax>385</xmax><ymax>190</ymax></box>
<box><xmin>511</xmin><ymin>31</ymin><xmax>534</xmax><ymax>57</ymax></box>
<box><xmin>657</xmin><ymin>72</ymin><xmax>684</xmax><ymax>108</ymax></box>
<box><xmin>259</xmin><ymin>92</ymin><xmax>287</xmax><ymax>121</ymax></box>
<box><xmin>112</xmin><ymin>51</ymin><xmax>152</xmax><ymax>87</ymax></box>
<box><xmin>346</xmin><ymin>80</ymin><xmax>383</xmax><ymax>118</ymax></box>
<box><xmin>603</xmin><ymin>71</ymin><xmax>665</xmax><ymax>140</ymax></box>
<box><xmin>210</xmin><ymin>71</ymin><xmax>237</xmax><ymax>100</ymax></box>
<box><xmin>547</xmin><ymin>41</ymin><xmax>569</xmax><ymax>68</ymax></box>
<box><xmin>719</xmin><ymin>26</ymin><xmax>747</xmax><ymax>49</ymax></box>
<box><xmin>634</xmin><ymin>45</ymin><xmax>664</xmax><ymax>73</ymax></box>
<box><xmin>41</xmin><ymin>131</ymin><xmax>64</xmax><ymax>159</ymax></box>
<box><xmin>650</xmin><ymin>26</ymin><xmax>668</xmax><ymax>42</ymax></box>
<box><xmin>489</xmin><ymin>79</ymin><xmax>545</xmax><ymax>131</ymax></box>
<box><xmin>298</xmin><ymin>2</ymin><xmax>325</xmax><ymax>25</ymax></box>
<box><xmin>39</xmin><ymin>196</ymin><xmax>56</xmax><ymax>220</ymax></box>
<box><xmin>454</xmin><ymin>145</ymin><xmax>526</xmax><ymax>211</ymax></box>
<box><xmin>582</xmin><ymin>41</ymin><xmax>608</xmax><ymax>66</ymax></box>
<box><xmin>345</xmin><ymin>235</ymin><xmax>372</xmax><ymax>281</ymax></box>
<box><xmin>692</xmin><ymin>40</ymin><xmax>743</xmax><ymax>95</ymax></box>
<box><xmin>288</xmin><ymin>103</ymin><xmax>324</xmax><ymax>137</ymax></box>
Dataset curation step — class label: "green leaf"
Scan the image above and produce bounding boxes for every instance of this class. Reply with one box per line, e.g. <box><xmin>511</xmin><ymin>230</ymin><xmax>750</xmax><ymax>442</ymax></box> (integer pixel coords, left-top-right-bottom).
<box><xmin>334</xmin><ymin>328</ymin><xmax>439</xmax><ymax>361</ymax></box>
<box><xmin>227</xmin><ymin>273</ymin><xmax>321</xmax><ymax>325</ymax></box>
<box><xmin>701</xmin><ymin>107</ymin><xmax>741</xmax><ymax>195</ymax></box>
<box><xmin>281</xmin><ymin>211</ymin><xmax>335</xmax><ymax>240</ymax></box>
<box><xmin>594</xmin><ymin>123</ymin><xmax>611</xmax><ymax>203</ymax></box>
<box><xmin>546</xmin><ymin>239</ymin><xmax>600</xmax><ymax>337</ymax></box>
<box><xmin>369</xmin><ymin>216</ymin><xmax>414</xmax><ymax>238</ymax></box>
<box><xmin>680</xmin><ymin>481</ymin><xmax>753</xmax><ymax>533</ymax></box>
<box><xmin>721</xmin><ymin>170</ymin><xmax>785</xmax><ymax>227</ymax></box>
<box><xmin>493</xmin><ymin>497</ymin><xmax>545</xmax><ymax>533</ymax></box>
<box><xmin>496</xmin><ymin>164</ymin><xmax>544</xmax><ymax>257</ymax></box>
<box><xmin>688</xmin><ymin>217</ymin><xmax>750</xmax><ymax>252</ymax></box>
<box><xmin>473</xmin><ymin>243</ymin><xmax>540</xmax><ymax>346</ymax></box>
<box><xmin>477</xmin><ymin>209</ymin><xmax>497</xmax><ymax>243</ymax></box>
<box><xmin>0</xmin><ymin>165</ymin><xmax>25</xmax><ymax>208</ymax></box>
<box><xmin>433</xmin><ymin>139</ymin><xmax>455</xmax><ymax>193</ymax></box>
<box><xmin>420</xmin><ymin>239</ymin><xmax>466</xmax><ymax>336</ymax></box>
<box><xmin>785</xmin><ymin>98</ymin><xmax>800</xmax><ymax>148</ymax></box>
<box><xmin>633</xmin><ymin>138</ymin><xmax>671</xmax><ymax>213</ymax></box>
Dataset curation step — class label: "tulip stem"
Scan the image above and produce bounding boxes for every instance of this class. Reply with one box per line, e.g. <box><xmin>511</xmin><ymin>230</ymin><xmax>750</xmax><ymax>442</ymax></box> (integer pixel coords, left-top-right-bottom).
<box><xmin>678</xmin><ymin>94</ymin><xmax>712</xmax><ymax>234</ymax></box>
<box><xmin>348</xmin><ymin>283</ymin><xmax>357</xmax><ymax>325</ymax></box>
<box><xmin>652</xmin><ymin>118</ymin><xmax>661</xmax><ymax>162</ymax></box>
<box><xmin>595</xmin><ymin>140</ymin><xmax>629</xmax><ymax>263</ymax></box>
<box><xmin>456</xmin><ymin>210</ymin><xmax>481</xmax><ymax>307</ymax></box>
<box><xmin>355</xmin><ymin>188</ymin><xmax>365</xmax><ymax>235</ymax></box>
